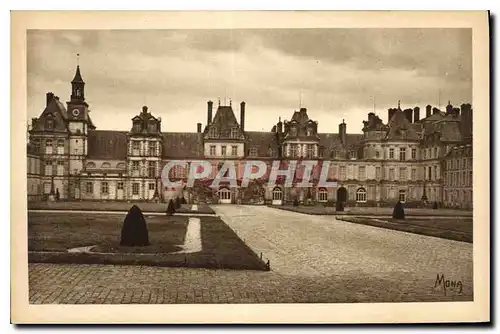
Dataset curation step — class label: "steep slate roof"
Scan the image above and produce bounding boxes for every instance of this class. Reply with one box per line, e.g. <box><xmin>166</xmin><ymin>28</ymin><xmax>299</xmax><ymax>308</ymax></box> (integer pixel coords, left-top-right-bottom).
<box><xmin>245</xmin><ymin>131</ymin><xmax>280</xmax><ymax>157</ymax></box>
<box><xmin>318</xmin><ymin>133</ymin><xmax>364</xmax><ymax>157</ymax></box>
<box><xmin>87</xmin><ymin>130</ymin><xmax>128</xmax><ymax>160</ymax></box>
<box><xmin>162</xmin><ymin>132</ymin><xmax>204</xmax><ymax>159</ymax></box>
<box><xmin>386</xmin><ymin>110</ymin><xmax>420</xmax><ymax>141</ymax></box>
<box><xmin>72</xmin><ymin>65</ymin><xmax>84</xmax><ymax>83</ymax></box>
<box><xmin>31</xmin><ymin>98</ymin><xmax>68</xmax><ymax>133</ymax></box>
<box><xmin>211</xmin><ymin>106</ymin><xmax>240</xmax><ymax>129</ymax></box>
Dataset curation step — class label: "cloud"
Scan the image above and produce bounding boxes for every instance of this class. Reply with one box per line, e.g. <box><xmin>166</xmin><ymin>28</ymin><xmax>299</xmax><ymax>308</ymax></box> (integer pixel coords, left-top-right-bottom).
<box><xmin>27</xmin><ymin>29</ymin><xmax>472</xmax><ymax>134</ymax></box>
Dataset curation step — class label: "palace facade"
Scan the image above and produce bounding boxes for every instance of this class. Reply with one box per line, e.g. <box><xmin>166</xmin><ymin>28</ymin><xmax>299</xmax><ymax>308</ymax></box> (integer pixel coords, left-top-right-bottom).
<box><xmin>27</xmin><ymin>65</ymin><xmax>473</xmax><ymax>209</ymax></box>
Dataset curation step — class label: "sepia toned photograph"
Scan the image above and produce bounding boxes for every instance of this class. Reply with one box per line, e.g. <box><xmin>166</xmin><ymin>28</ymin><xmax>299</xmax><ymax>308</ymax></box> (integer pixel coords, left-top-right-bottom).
<box><xmin>11</xmin><ymin>11</ymin><xmax>490</xmax><ymax>324</ymax></box>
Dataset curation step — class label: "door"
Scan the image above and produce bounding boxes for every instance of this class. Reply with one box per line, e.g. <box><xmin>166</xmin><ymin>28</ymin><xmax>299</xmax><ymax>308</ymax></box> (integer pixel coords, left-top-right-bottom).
<box><xmin>218</xmin><ymin>188</ymin><xmax>231</xmax><ymax>204</ymax></box>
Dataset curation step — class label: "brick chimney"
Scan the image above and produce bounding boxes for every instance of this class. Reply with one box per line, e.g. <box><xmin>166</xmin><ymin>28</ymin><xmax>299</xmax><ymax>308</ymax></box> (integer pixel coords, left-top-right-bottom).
<box><xmin>207</xmin><ymin>100</ymin><xmax>213</xmax><ymax>125</ymax></box>
<box><xmin>426</xmin><ymin>105</ymin><xmax>432</xmax><ymax>118</ymax></box>
<box><xmin>240</xmin><ymin>101</ymin><xmax>246</xmax><ymax>131</ymax></box>
<box><xmin>460</xmin><ymin>103</ymin><xmax>473</xmax><ymax>138</ymax></box>
<box><xmin>413</xmin><ymin>106</ymin><xmax>420</xmax><ymax>122</ymax></box>
<box><xmin>446</xmin><ymin>101</ymin><xmax>453</xmax><ymax>114</ymax></box>
<box><xmin>277</xmin><ymin>117</ymin><xmax>283</xmax><ymax>133</ymax></box>
<box><xmin>404</xmin><ymin>108</ymin><xmax>413</xmax><ymax>123</ymax></box>
<box><xmin>432</xmin><ymin>107</ymin><xmax>440</xmax><ymax>115</ymax></box>
<box><xmin>197</xmin><ymin>123</ymin><xmax>202</xmax><ymax>133</ymax></box>
<box><xmin>46</xmin><ymin>92</ymin><xmax>54</xmax><ymax>106</ymax></box>
<box><xmin>339</xmin><ymin>119</ymin><xmax>347</xmax><ymax>145</ymax></box>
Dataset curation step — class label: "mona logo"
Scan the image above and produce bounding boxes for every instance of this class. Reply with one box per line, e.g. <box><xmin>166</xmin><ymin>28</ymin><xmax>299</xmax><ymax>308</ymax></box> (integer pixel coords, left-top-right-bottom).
<box><xmin>434</xmin><ymin>274</ymin><xmax>463</xmax><ymax>295</ymax></box>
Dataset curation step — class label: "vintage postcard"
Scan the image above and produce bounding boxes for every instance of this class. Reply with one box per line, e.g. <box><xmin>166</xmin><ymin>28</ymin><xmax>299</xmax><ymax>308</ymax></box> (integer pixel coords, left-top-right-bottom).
<box><xmin>11</xmin><ymin>11</ymin><xmax>490</xmax><ymax>324</ymax></box>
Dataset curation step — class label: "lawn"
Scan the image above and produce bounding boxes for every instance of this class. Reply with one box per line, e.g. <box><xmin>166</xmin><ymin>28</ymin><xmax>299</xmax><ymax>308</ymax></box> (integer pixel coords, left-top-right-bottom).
<box><xmin>28</xmin><ymin>212</ymin><xmax>267</xmax><ymax>271</ymax></box>
<box><xmin>272</xmin><ymin>205</ymin><xmax>472</xmax><ymax>217</ymax></box>
<box><xmin>28</xmin><ymin>201</ymin><xmax>215</xmax><ymax>214</ymax></box>
<box><xmin>337</xmin><ymin>216</ymin><xmax>473</xmax><ymax>243</ymax></box>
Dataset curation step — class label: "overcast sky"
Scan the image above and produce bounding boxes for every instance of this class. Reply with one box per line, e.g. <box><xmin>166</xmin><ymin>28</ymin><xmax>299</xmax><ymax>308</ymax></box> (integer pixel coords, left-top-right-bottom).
<box><xmin>27</xmin><ymin>29</ymin><xmax>471</xmax><ymax>134</ymax></box>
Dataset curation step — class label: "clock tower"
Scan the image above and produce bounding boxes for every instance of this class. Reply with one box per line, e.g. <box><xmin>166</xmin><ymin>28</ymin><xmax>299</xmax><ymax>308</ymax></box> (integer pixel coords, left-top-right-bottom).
<box><xmin>66</xmin><ymin>60</ymin><xmax>94</xmax><ymax>198</ymax></box>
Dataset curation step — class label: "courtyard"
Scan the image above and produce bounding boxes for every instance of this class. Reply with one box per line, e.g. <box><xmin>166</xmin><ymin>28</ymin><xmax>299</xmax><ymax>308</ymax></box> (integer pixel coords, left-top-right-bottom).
<box><xmin>29</xmin><ymin>205</ymin><xmax>473</xmax><ymax>304</ymax></box>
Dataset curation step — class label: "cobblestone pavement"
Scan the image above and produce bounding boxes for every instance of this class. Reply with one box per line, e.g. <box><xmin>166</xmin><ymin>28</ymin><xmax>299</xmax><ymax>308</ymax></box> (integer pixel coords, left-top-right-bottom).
<box><xmin>29</xmin><ymin>205</ymin><xmax>473</xmax><ymax>304</ymax></box>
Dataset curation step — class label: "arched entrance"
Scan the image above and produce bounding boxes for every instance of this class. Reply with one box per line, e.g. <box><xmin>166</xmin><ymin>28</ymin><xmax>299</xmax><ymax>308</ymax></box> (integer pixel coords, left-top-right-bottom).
<box><xmin>218</xmin><ymin>188</ymin><xmax>232</xmax><ymax>204</ymax></box>
<box><xmin>272</xmin><ymin>187</ymin><xmax>283</xmax><ymax>205</ymax></box>
<box><xmin>337</xmin><ymin>187</ymin><xmax>347</xmax><ymax>202</ymax></box>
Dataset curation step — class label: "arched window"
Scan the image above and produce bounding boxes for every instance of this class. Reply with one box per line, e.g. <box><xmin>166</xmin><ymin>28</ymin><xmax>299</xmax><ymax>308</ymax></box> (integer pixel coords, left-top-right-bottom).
<box><xmin>86</xmin><ymin>162</ymin><xmax>96</xmax><ymax>169</ymax></box>
<box><xmin>399</xmin><ymin>190</ymin><xmax>406</xmax><ymax>203</ymax></box>
<box><xmin>272</xmin><ymin>187</ymin><xmax>283</xmax><ymax>201</ymax></box>
<box><xmin>318</xmin><ymin>188</ymin><xmax>328</xmax><ymax>202</ymax></box>
<box><xmin>101</xmin><ymin>162</ymin><xmax>111</xmax><ymax>169</ymax></box>
<box><xmin>356</xmin><ymin>188</ymin><xmax>367</xmax><ymax>203</ymax></box>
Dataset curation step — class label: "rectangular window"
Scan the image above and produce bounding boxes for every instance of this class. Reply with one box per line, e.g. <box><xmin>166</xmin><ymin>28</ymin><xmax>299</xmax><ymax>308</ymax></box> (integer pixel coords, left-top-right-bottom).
<box><xmin>462</xmin><ymin>171</ymin><xmax>466</xmax><ymax>186</ymax></box>
<box><xmin>132</xmin><ymin>141</ymin><xmax>140</xmax><ymax>150</ymax></box>
<box><xmin>148</xmin><ymin>182</ymin><xmax>155</xmax><ymax>190</ymax></box>
<box><xmin>434</xmin><ymin>166</ymin><xmax>438</xmax><ymax>180</ymax></box>
<box><xmin>148</xmin><ymin>142</ymin><xmax>156</xmax><ymax>156</ymax></box>
<box><xmin>132</xmin><ymin>183</ymin><xmax>140</xmax><ymax>195</ymax></box>
<box><xmin>318</xmin><ymin>147</ymin><xmax>324</xmax><ymax>158</ymax></box>
<box><xmin>399</xmin><ymin>190</ymin><xmax>406</xmax><ymax>203</ymax></box>
<box><xmin>231</xmin><ymin>128</ymin><xmax>238</xmax><ymax>139</ymax></box>
<box><xmin>434</xmin><ymin>147</ymin><xmax>438</xmax><ymax>158</ymax></box>
<box><xmin>117</xmin><ymin>182</ymin><xmax>124</xmax><ymax>190</ymax></box>
<box><xmin>423</xmin><ymin>149</ymin><xmax>426</xmax><ymax>160</ymax></box>
<box><xmin>375</xmin><ymin>167</ymin><xmax>381</xmax><ymax>179</ymax></box>
<box><xmin>389</xmin><ymin>148</ymin><xmax>394</xmax><ymax>159</ymax></box>
<box><xmin>210</xmin><ymin>145</ymin><xmax>216</xmax><ymax>156</ymax></box>
<box><xmin>45</xmin><ymin>139</ymin><xmax>53</xmax><ymax>154</ymax></box>
<box><xmin>44</xmin><ymin>160</ymin><xmax>52</xmax><ymax>176</ymax></box>
<box><xmin>148</xmin><ymin>161</ymin><xmax>156</xmax><ymax>178</ymax></box>
<box><xmin>290</xmin><ymin>144</ymin><xmax>297</xmax><ymax>158</ymax></box>
<box><xmin>249</xmin><ymin>147</ymin><xmax>258</xmax><ymax>157</ymax></box>
<box><xmin>411</xmin><ymin>148</ymin><xmax>417</xmax><ymax>160</ymax></box>
<box><xmin>399</xmin><ymin>167</ymin><xmax>407</xmax><ymax>181</ymax></box>
<box><xmin>86</xmin><ymin>182</ymin><xmax>93</xmax><ymax>193</ymax></box>
<box><xmin>358</xmin><ymin>166</ymin><xmax>366</xmax><ymax>181</ymax></box>
<box><xmin>389</xmin><ymin>168</ymin><xmax>395</xmax><ymax>181</ymax></box>
<box><xmin>428</xmin><ymin>166</ymin><xmax>432</xmax><ymax>180</ymax></box>
<box><xmin>57</xmin><ymin>161</ymin><xmax>64</xmax><ymax>176</ymax></box>
<box><xmin>132</xmin><ymin>161</ymin><xmax>140</xmax><ymax>170</ymax></box>
<box><xmin>221</xmin><ymin>145</ymin><xmax>227</xmax><ymax>156</ymax></box>
<box><xmin>399</xmin><ymin>148</ymin><xmax>406</xmax><ymax>161</ymax></box>
<box><xmin>57</xmin><ymin>139</ymin><xmax>64</xmax><ymax>154</ymax></box>
<box><xmin>307</xmin><ymin>144</ymin><xmax>315</xmax><ymax>159</ymax></box>
<box><xmin>101</xmin><ymin>182</ymin><xmax>109</xmax><ymax>194</ymax></box>
<box><xmin>411</xmin><ymin>168</ymin><xmax>417</xmax><ymax>181</ymax></box>
<box><xmin>469</xmin><ymin>171</ymin><xmax>473</xmax><ymax>186</ymax></box>
<box><xmin>339</xmin><ymin>166</ymin><xmax>346</xmax><ymax>180</ymax></box>
<box><xmin>375</xmin><ymin>151</ymin><xmax>380</xmax><ymax>158</ymax></box>
<box><xmin>231</xmin><ymin>145</ymin><xmax>238</xmax><ymax>156</ymax></box>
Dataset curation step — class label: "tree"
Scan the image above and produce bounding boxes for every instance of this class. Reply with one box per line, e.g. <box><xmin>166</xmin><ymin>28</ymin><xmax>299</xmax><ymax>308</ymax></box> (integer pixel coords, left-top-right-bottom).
<box><xmin>392</xmin><ymin>201</ymin><xmax>405</xmax><ymax>219</ymax></box>
<box><xmin>120</xmin><ymin>205</ymin><xmax>150</xmax><ymax>247</ymax></box>
<box><xmin>166</xmin><ymin>199</ymin><xmax>176</xmax><ymax>215</ymax></box>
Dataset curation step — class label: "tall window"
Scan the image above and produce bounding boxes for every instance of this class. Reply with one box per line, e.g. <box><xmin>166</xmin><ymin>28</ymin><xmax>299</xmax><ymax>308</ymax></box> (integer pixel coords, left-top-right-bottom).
<box><xmin>269</xmin><ymin>148</ymin><xmax>278</xmax><ymax>157</ymax></box>
<box><xmin>57</xmin><ymin>161</ymin><xmax>64</xmax><ymax>176</ymax></box>
<box><xmin>399</xmin><ymin>167</ymin><xmax>407</xmax><ymax>181</ymax></box>
<box><xmin>231</xmin><ymin>127</ymin><xmax>238</xmax><ymax>139</ymax></box>
<box><xmin>44</xmin><ymin>160</ymin><xmax>52</xmax><ymax>175</ymax></box>
<box><xmin>375</xmin><ymin>167</ymin><xmax>381</xmax><ymax>179</ymax></box>
<box><xmin>249</xmin><ymin>147</ymin><xmax>258</xmax><ymax>157</ymax></box>
<box><xmin>339</xmin><ymin>166</ymin><xmax>346</xmax><ymax>180</ymax></box>
<box><xmin>86</xmin><ymin>182</ymin><xmax>93</xmax><ymax>193</ymax></box>
<box><xmin>101</xmin><ymin>182</ymin><xmax>109</xmax><ymax>194</ymax></box>
<box><xmin>209</xmin><ymin>127</ymin><xmax>218</xmax><ymax>138</ymax></box>
<box><xmin>231</xmin><ymin>145</ymin><xmax>238</xmax><ymax>156</ymax></box>
<box><xmin>148</xmin><ymin>122</ymin><xmax>156</xmax><ymax>133</ymax></box>
<box><xmin>221</xmin><ymin>145</ymin><xmax>227</xmax><ymax>156</ymax></box>
<box><xmin>57</xmin><ymin>139</ymin><xmax>64</xmax><ymax>154</ymax></box>
<box><xmin>132</xmin><ymin>161</ymin><xmax>140</xmax><ymax>176</ymax></box>
<box><xmin>389</xmin><ymin>148</ymin><xmax>394</xmax><ymax>159</ymax></box>
<box><xmin>411</xmin><ymin>148</ymin><xmax>417</xmax><ymax>160</ymax></box>
<box><xmin>318</xmin><ymin>188</ymin><xmax>328</xmax><ymax>202</ymax></box>
<box><xmin>45</xmin><ymin>139</ymin><xmax>53</xmax><ymax>154</ymax></box>
<box><xmin>389</xmin><ymin>168</ymin><xmax>395</xmax><ymax>181</ymax></box>
<box><xmin>399</xmin><ymin>148</ymin><xmax>406</xmax><ymax>161</ymax></box>
<box><xmin>399</xmin><ymin>190</ymin><xmax>406</xmax><ymax>203</ymax></box>
<box><xmin>318</xmin><ymin>147</ymin><xmax>325</xmax><ymax>158</ymax></box>
<box><xmin>148</xmin><ymin>183</ymin><xmax>155</xmax><ymax>190</ymax></box>
<box><xmin>132</xmin><ymin>183</ymin><xmax>140</xmax><ymax>195</ymax></box>
<box><xmin>469</xmin><ymin>171</ymin><xmax>473</xmax><ymax>186</ymax></box>
<box><xmin>132</xmin><ymin>141</ymin><xmax>140</xmax><ymax>155</ymax></box>
<box><xmin>148</xmin><ymin>161</ymin><xmax>156</xmax><ymax>178</ymax></box>
<box><xmin>117</xmin><ymin>182</ymin><xmax>124</xmax><ymax>190</ymax></box>
<box><xmin>428</xmin><ymin>166</ymin><xmax>432</xmax><ymax>180</ymax></box>
<box><xmin>434</xmin><ymin>147</ymin><xmax>438</xmax><ymax>158</ymax></box>
<box><xmin>148</xmin><ymin>142</ymin><xmax>156</xmax><ymax>156</ymax></box>
<box><xmin>423</xmin><ymin>149</ymin><xmax>426</xmax><ymax>160</ymax></box>
<box><xmin>290</xmin><ymin>144</ymin><xmax>297</xmax><ymax>158</ymax></box>
<box><xmin>358</xmin><ymin>166</ymin><xmax>366</xmax><ymax>181</ymax></box>
<box><xmin>434</xmin><ymin>166</ymin><xmax>438</xmax><ymax>180</ymax></box>
<box><xmin>306</xmin><ymin>144</ymin><xmax>314</xmax><ymax>159</ymax></box>
<box><xmin>411</xmin><ymin>168</ymin><xmax>417</xmax><ymax>181</ymax></box>
<box><xmin>356</xmin><ymin>188</ymin><xmax>367</xmax><ymax>203</ymax></box>
<box><xmin>210</xmin><ymin>145</ymin><xmax>216</xmax><ymax>156</ymax></box>
<box><xmin>375</xmin><ymin>150</ymin><xmax>380</xmax><ymax>158</ymax></box>
<box><xmin>462</xmin><ymin>171</ymin><xmax>466</xmax><ymax>186</ymax></box>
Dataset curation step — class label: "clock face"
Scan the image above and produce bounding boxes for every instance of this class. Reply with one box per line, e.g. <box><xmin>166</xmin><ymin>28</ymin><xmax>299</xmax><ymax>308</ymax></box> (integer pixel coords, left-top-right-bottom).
<box><xmin>72</xmin><ymin>109</ymin><xmax>80</xmax><ymax>117</ymax></box>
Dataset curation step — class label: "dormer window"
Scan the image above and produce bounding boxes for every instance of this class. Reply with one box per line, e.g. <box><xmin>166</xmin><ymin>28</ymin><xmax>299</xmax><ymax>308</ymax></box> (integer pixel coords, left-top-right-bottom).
<box><xmin>209</xmin><ymin>127</ymin><xmax>218</xmax><ymax>138</ymax></box>
<box><xmin>318</xmin><ymin>146</ymin><xmax>325</xmax><ymax>158</ymax></box>
<box><xmin>148</xmin><ymin>122</ymin><xmax>156</xmax><ymax>132</ymax></box>
<box><xmin>133</xmin><ymin>122</ymin><xmax>141</xmax><ymax>132</ymax></box>
<box><xmin>290</xmin><ymin>126</ymin><xmax>297</xmax><ymax>137</ymax></box>
<box><xmin>306</xmin><ymin>128</ymin><xmax>313</xmax><ymax>136</ymax></box>
<box><xmin>249</xmin><ymin>147</ymin><xmax>258</xmax><ymax>157</ymax></box>
<box><xmin>231</xmin><ymin>127</ymin><xmax>239</xmax><ymax>139</ymax></box>
<box><xmin>46</xmin><ymin>119</ymin><xmax>54</xmax><ymax>130</ymax></box>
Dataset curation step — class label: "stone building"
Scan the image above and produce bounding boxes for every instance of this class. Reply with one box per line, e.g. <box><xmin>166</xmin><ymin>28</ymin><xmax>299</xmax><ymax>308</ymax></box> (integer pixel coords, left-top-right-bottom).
<box><xmin>27</xmin><ymin>64</ymin><xmax>474</xmax><ymax>209</ymax></box>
